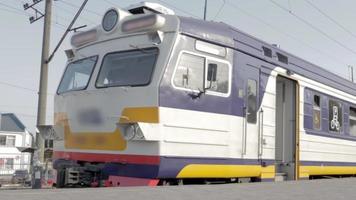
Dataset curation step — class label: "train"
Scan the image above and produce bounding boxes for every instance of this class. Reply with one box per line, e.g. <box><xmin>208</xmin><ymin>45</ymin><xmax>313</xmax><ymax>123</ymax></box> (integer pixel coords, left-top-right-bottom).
<box><xmin>52</xmin><ymin>2</ymin><xmax>356</xmax><ymax>187</ymax></box>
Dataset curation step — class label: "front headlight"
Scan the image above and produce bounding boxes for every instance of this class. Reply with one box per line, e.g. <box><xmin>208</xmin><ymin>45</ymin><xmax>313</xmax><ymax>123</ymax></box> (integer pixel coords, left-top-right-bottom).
<box><xmin>121</xmin><ymin>123</ymin><xmax>145</xmax><ymax>141</ymax></box>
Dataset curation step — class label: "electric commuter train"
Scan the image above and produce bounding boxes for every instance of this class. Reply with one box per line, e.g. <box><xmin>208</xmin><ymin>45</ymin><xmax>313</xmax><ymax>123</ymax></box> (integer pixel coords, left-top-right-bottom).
<box><xmin>52</xmin><ymin>2</ymin><xmax>356</xmax><ymax>187</ymax></box>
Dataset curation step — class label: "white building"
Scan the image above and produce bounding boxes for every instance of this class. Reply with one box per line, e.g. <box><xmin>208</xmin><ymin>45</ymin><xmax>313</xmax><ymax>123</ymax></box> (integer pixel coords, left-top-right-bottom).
<box><xmin>0</xmin><ymin>113</ymin><xmax>32</xmax><ymax>176</ymax></box>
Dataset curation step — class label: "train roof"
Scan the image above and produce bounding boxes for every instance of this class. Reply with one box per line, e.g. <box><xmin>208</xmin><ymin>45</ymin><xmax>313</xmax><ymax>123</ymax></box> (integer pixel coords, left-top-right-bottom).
<box><xmin>177</xmin><ymin>16</ymin><xmax>356</xmax><ymax>97</ymax></box>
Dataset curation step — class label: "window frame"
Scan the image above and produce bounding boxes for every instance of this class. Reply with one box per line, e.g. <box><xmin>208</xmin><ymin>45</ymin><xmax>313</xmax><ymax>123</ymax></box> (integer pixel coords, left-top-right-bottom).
<box><xmin>95</xmin><ymin>47</ymin><xmax>159</xmax><ymax>89</ymax></box>
<box><xmin>0</xmin><ymin>135</ymin><xmax>6</xmax><ymax>146</ymax></box>
<box><xmin>312</xmin><ymin>94</ymin><xmax>322</xmax><ymax>130</ymax></box>
<box><xmin>246</xmin><ymin>79</ymin><xmax>258</xmax><ymax>124</ymax></box>
<box><xmin>57</xmin><ymin>55</ymin><xmax>99</xmax><ymax>94</ymax></box>
<box><xmin>328</xmin><ymin>99</ymin><xmax>343</xmax><ymax>133</ymax></box>
<box><xmin>171</xmin><ymin>50</ymin><xmax>232</xmax><ymax>98</ymax></box>
<box><xmin>349</xmin><ymin>106</ymin><xmax>356</xmax><ymax>136</ymax></box>
<box><xmin>5</xmin><ymin>158</ymin><xmax>14</xmax><ymax>170</ymax></box>
<box><xmin>5</xmin><ymin>135</ymin><xmax>16</xmax><ymax>147</ymax></box>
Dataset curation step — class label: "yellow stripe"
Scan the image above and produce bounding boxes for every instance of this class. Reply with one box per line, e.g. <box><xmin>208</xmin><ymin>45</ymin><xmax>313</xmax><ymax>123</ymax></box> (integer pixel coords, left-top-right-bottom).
<box><xmin>119</xmin><ymin>107</ymin><xmax>159</xmax><ymax>124</ymax></box>
<box><xmin>176</xmin><ymin>164</ymin><xmax>356</xmax><ymax>180</ymax></box>
<box><xmin>177</xmin><ymin>164</ymin><xmax>275</xmax><ymax>179</ymax></box>
<box><xmin>300</xmin><ymin>166</ymin><xmax>356</xmax><ymax>176</ymax></box>
<box><xmin>54</xmin><ymin>107</ymin><xmax>159</xmax><ymax>150</ymax></box>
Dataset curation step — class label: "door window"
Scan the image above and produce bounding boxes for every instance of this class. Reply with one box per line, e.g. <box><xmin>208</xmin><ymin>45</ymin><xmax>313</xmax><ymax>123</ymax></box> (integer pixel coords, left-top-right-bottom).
<box><xmin>350</xmin><ymin>107</ymin><xmax>356</xmax><ymax>136</ymax></box>
<box><xmin>247</xmin><ymin>79</ymin><xmax>257</xmax><ymax>124</ymax></box>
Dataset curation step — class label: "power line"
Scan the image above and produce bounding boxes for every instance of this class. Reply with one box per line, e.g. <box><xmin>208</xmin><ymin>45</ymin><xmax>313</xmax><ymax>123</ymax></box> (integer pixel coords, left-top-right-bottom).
<box><xmin>0</xmin><ymin>80</ymin><xmax>54</xmax><ymax>96</ymax></box>
<box><xmin>0</xmin><ymin>104</ymin><xmax>53</xmax><ymax>109</ymax></box>
<box><xmin>102</xmin><ymin>0</ymin><xmax>118</xmax><ymax>7</ymax></box>
<box><xmin>0</xmin><ymin>111</ymin><xmax>54</xmax><ymax>119</ymax></box>
<box><xmin>303</xmin><ymin>0</ymin><xmax>356</xmax><ymax>40</ymax></box>
<box><xmin>156</xmin><ymin>0</ymin><xmax>201</xmax><ymax>18</ymax></box>
<box><xmin>213</xmin><ymin>0</ymin><xmax>226</xmax><ymax>20</ymax></box>
<box><xmin>225</xmin><ymin>0</ymin><xmax>349</xmax><ymax>67</ymax></box>
<box><xmin>268</xmin><ymin>0</ymin><xmax>356</xmax><ymax>56</ymax></box>
<box><xmin>0</xmin><ymin>1</ymin><xmax>65</xmax><ymax>30</ymax></box>
<box><xmin>59</xmin><ymin>0</ymin><xmax>101</xmax><ymax>17</ymax></box>
<box><xmin>0</xmin><ymin>6</ymin><xmax>27</xmax><ymax>16</ymax></box>
<box><xmin>53</xmin><ymin>2</ymin><xmax>96</xmax><ymax>25</ymax></box>
<box><xmin>53</xmin><ymin>0</ymin><xmax>96</xmax><ymax>23</ymax></box>
<box><xmin>0</xmin><ymin>2</ymin><xmax>30</xmax><ymax>16</ymax></box>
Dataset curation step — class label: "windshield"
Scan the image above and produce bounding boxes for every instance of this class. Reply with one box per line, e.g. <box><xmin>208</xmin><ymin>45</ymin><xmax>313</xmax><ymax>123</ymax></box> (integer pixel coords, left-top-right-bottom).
<box><xmin>96</xmin><ymin>48</ymin><xmax>158</xmax><ymax>87</ymax></box>
<box><xmin>57</xmin><ymin>56</ymin><xmax>98</xmax><ymax>94</ymax></box>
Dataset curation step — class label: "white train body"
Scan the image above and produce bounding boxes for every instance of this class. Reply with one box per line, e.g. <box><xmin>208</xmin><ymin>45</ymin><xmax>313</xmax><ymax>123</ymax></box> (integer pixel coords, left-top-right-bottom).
<box><xmin>52</xmin><ymin>3</ymin><xmax>356</xmax><ymax>187</ymax></box>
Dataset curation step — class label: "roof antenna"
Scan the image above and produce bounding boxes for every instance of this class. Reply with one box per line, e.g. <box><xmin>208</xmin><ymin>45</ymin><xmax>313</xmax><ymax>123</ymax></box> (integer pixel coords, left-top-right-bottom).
<box><xmin>349</xmin><ymin>65</ymin><xmax>354</xmax><ymax>82</ymax></box>
<box><xmin>204</xmin><ymin>0</ymin><xmax>208</xmax><ymax>20</ymax></box>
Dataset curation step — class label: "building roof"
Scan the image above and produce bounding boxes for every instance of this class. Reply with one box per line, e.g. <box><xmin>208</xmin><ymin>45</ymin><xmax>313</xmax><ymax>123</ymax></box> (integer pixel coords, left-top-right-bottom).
<box><xmin>0</xmin><ymin>113</ymin><xmax>26</xmax><ymax>133</ymax></box>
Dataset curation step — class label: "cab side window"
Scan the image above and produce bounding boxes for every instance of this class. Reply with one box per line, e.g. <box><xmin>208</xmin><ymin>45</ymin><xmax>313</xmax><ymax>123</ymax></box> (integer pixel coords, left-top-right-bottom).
<box><xmin>173</xmin><ymin>52</ymin><xmax>231</xmax><ymax>96</ymax></box>
<box><xmin>173</xmin><ymin>53</ymin><xmax>205</xmax><ymax>91</ymax></box>
<box><xmin>206</xmin><ymin>60</ymin><xmax>229</xmax><ymax>94</ymax></box>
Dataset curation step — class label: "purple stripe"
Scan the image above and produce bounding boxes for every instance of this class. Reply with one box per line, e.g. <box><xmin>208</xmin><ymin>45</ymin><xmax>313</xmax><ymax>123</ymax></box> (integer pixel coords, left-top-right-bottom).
<box><xmin>304</xmin><ymin>87</ymin><xmax>356</xmax><ymax>141</ymax></box>
<box><xmin>301</xmin><ymin>160</ymin><xmax>356</xmax><ymax>167</ymax></box>
<box><xmin>178</xmin><ymin>16</ymin><xmax>356</xmax><ymax>97</ymax></box>
<box><xmin>103</xmin><ymin>163</ymin><xmax>159</xmax><ymax>179</ymax></box>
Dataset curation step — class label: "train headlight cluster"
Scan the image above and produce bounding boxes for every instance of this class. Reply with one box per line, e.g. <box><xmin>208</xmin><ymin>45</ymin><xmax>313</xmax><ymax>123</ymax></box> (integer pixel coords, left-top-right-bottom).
<box><xmin>122</xmin><ymin>123</ymin><xmax>145</xmax><ymax>141</ymax></box>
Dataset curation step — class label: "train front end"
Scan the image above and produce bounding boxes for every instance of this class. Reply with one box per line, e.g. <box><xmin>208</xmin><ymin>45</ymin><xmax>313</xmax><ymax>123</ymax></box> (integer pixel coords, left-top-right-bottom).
<box><xmin>53</xmin><ymin>3</ymin><xmax>179</xmax><ymax>187</ymax></box>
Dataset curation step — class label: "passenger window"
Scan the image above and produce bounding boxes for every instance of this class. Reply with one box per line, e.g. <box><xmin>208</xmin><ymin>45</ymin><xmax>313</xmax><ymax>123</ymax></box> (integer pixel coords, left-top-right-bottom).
<box><xmin>329</xmin><ymin>100</ymin><xmax>343</xmax><ymax>132</ymax></box>
<box><xmin>247</xmin><ymin>79</ymin><xmax>257</xmax><ymax>124</ymax></box>
<box><xmin>173</xmin><ymin>53</ymin><xmax>205</xmax><ymax>91</ymax></box>
<box><xmin>350</xmin><ymin>107</ymin><xmax>356</xmax><ymax>136</ymax></box>
<box><xmin>313</xmin><ymin>95</ymin><xmax>321</xmax><ymax>130</ymax></box>
<box><xmin>206</xmin><ymin>60</ymin><xmax>229</xmax><ymax>94</ymax></box>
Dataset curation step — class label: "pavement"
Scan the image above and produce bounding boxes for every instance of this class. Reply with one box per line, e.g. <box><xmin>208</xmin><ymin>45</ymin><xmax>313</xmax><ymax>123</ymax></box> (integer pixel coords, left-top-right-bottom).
<box><xmin>1</xmin><ymin>178</ymin><xmax>356</xmax><ymax>200</ymax></box>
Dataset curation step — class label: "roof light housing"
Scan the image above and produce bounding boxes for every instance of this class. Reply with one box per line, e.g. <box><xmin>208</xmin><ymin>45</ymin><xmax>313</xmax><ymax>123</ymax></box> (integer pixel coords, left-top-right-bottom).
<box><xmin>71</xmin><ymin>29</ymin><xmax>98</xmax><ymax>48</ymax></box>
<box><xmin>121</xmin><ymin>14</ymin><xmax>166</xmax><ymax>33</ymax></box>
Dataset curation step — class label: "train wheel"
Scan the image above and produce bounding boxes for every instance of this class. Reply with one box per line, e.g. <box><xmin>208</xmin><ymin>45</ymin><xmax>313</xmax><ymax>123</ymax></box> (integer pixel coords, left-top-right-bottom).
<box><xmin>56</xmin><ymin>169</ymin><xmax>65</xmax><ymax>188</ymax></box>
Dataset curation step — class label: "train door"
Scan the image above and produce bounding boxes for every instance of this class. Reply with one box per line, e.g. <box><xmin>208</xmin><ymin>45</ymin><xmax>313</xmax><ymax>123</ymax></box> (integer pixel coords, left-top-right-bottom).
<box><xmin>275</xmin><ymin>76</ymin><xmax>298</xmax><ymax>180</ymax></box>
<box><xmin>242</xmin><ymin>65</ymin><xmax>260</xmax><ymax>159</ymax></box>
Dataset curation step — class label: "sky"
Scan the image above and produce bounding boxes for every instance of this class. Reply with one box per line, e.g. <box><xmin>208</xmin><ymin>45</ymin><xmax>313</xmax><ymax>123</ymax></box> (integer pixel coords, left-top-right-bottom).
<box><xmin>0</xmin><ymin>0</ymin><xmax>356</xmax><ymax>133</ymax></box>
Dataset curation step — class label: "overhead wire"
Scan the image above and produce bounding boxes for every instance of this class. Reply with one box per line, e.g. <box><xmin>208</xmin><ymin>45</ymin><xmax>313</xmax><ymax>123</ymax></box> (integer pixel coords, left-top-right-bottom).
<box><xmin>303</xmin><ymin>0</ymin><xmax>356</xmax><ymax>40</ymax></box>
<box><xmin>53</xmin><ymin>1</ymin><xmax>96</xmax><ymax>25</ymax></box>
<box><xmin>102</xmin><ymin>0</ymin><xmax>119</xmax><ymax>7</ymax></box>
<box><xmin>59</xmin><ymin>0</ymin><xmax>101</xmax><ymax>17</ymax></box>
<box><xmin>0</xmin><ymin>1</ymin><xmax>31</xmax><ymax>16</ymax></box>
<box><xmin>0</xmin><ymin>81</ymin><xmax>54</xmax><ymax>96</ymax></box>
<box><xmin>155</xmin><ymin>0</ymin><xmax>201</xmax><ymax>18</ymax></box>
<box><xmin>224</xmin><ymin>0</ymin><xmax>349</xmax><ymax>67</ymax></box>
<box><xmin>213</xmin><ymin>0</ymin><xmax>226</xmax><ymax>20</ymax></box>
<box><xmin>268</xmin><ymin>0</ymin><xmax>356</xmax><ymax>56</ymax></box>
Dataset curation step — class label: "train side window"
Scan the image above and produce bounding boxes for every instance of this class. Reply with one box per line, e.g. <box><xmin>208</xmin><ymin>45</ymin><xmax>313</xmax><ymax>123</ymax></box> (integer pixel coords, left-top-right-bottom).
<box><xmin>328</xmin><ymin>100</ymin><xmax>343</xmax><ymax>133</ymax></box>
<box><xmin>350</xmin><ymin>107</ymin><xmax>356</xmax><ymax>136</ymax></box>
<box><xmin>206</xmin><ymin>60</ymin><xmax>229</xmax><ymax>94</ymax></box>
<box><xmin>247</xmin><ymin>79</ymin><xmax>257</xmax><ymax>124</ymax></box>
<box><xmin>173</xmin><ymin>53</ymin><xmax>205</xmax><ymax>91</ymax></box>
<box><xmin>313</xmin><ymin>95</ymin><xmax>321</xmax><ymax>130</ymax></box>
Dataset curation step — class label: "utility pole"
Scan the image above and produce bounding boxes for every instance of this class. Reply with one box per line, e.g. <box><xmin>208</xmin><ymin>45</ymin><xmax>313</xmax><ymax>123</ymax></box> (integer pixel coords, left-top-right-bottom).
<box><xmin>37</xmin><ymin>0</ymin><xmax>52</xmax><ymax>164</ymax></box>
<box><xmin>23</xmin><ymin>0</ymin><xmax>52</xmax><ymax>189</ymax></box>
<box><xmin>24</xmin><ymin>0</ymin><xmax>52</xmax><ymax>166</ymax></box>
<box><xmin>204</xmin><ymin>0</ymin><xmax>208</xmax><ymax>20</ymax></box>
